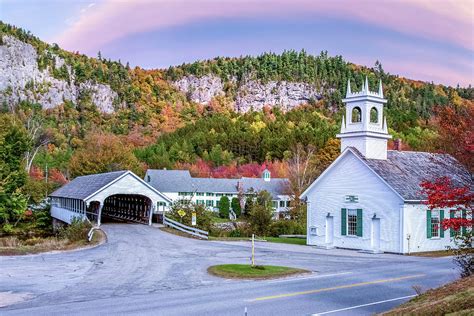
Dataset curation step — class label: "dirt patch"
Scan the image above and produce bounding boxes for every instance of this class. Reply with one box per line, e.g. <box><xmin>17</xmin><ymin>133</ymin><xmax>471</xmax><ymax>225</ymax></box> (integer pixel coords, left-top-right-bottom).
<box><xmin>0</xmin><ymin>229</ymin><xmax>106</xmax><ymax>256</ymax></box>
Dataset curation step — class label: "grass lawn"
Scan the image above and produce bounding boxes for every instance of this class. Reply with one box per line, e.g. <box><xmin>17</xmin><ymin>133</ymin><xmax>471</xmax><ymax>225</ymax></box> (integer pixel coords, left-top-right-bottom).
<box><xmin>265</xmin><ymin>237</ymin><xmax>307</xmax><ymax>245</ymax></box>
<box><xmin>381</xmin><ymin>275</ymin><xmax>474</xmax><ymax>315</ymax></box>
<box><xmin>0</xmin><ymin>229</ymin><xmax>106</xmax><ymax>256</ymax></box>
<box><xmin>208</xmin><ymin>264</ymin><xmax>309</xmax><ymax>279</ymax></box>
<box><xmin>209</xmin><ymin>236</ymin><xmax>307</xmax><ymax>246</ymax></box>
<box><xmin>211</xmin><ymin>216</ymin><xmax>233</xmax><ymax>224</ymax></box>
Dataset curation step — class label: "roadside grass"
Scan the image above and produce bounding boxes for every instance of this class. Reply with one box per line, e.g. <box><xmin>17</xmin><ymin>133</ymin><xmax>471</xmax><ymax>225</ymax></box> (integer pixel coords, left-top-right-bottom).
<box><xmin>408</xmin><ymin>249</ymin><xmax>453</xmax><ymax>257</ymax></box>
<box><xmin>381</xmin><ymin>275</ymin><xmax>474</xmax><ymax>315</ymax></box>
<box><xmin>0</xmin><ymin>229</ymin><xmax>106</xmax><ymax>256</ymax></box>
<box><xmin>265</xmin><ymin>237</ymin><xmax>306</xmax><ymax>245</ymax></box>
<box><xmin>208</xmin><ymin>264</ymin><xmax>309</xmax><ymax>279</ymax></box>
<box><xmin>210</xmin><ymin>236</ymin><xmax>307</xmax><ymax>246</ymax></box>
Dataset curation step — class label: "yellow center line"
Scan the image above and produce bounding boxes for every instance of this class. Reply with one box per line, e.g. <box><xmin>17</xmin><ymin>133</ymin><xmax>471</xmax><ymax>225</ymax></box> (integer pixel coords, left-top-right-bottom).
<box><xmin>248</xmin><ymin>274</ymin><xmax>426</xmax><ymax>302</ymax></box>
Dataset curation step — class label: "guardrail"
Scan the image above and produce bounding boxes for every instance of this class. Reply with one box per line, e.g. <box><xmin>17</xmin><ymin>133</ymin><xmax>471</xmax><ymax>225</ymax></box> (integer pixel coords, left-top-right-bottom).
<box><xmin>163</xmin><ymin>215</ymin><xmax>209</xmax><ymax>239</ymax></box>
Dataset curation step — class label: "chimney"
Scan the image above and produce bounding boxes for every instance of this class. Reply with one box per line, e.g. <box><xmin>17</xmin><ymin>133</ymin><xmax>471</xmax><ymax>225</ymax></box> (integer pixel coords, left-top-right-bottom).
<box><xmin>393</xmin><ymin>139</ymin><xmax>402</xmax><ymax>151</ymax></box>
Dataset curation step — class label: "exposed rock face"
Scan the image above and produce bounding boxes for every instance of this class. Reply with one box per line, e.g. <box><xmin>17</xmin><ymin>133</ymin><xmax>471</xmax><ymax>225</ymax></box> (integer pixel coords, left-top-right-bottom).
<box><xmin>235</xmin><ymin>80</ymin><xmax>322</xmax><ymax>112</ymax></box>
<box><xmin>173</xmin><ymin>75</ymin><xmax>225</xmax><ymax>104</ymax></box>
<box><xmin>0</xmin><ymin>35</ymin><xmax>118</xmax><ymax>113</ymax></box>
<box><xmin>173</xmin><ymin>74</ymin><xmax>322</xmax><ymax>112</ymax></box>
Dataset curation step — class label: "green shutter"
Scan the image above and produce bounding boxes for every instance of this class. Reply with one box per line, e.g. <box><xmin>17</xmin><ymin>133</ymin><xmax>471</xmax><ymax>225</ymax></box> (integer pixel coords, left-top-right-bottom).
<box><xmin>462</xmin><ymin>210</ymin><xmax>467</xmax><ymax>236</ymax></box>
<box><xmin>341</xmin><ymin>208</ymin><xmax>347</xmax><ymax>236</ymax></box>
<box><xmin>356</xmin><ymin>209</ymin><xmax>363</xmax><ymax>237</ymax></box>
<box><xmin>450</xmin><ymin>210</ymin><xmax>455</xmax><ymax>237</ymax></box>
<box><xmin>427</xmin><ymin>210</ymin><xmax>432</xmax><ymax>239</ymax></box>
<box><xmin>440</xmin><ymin>210</ymin><xmax>444</xmax><ymax>238</ymax></box>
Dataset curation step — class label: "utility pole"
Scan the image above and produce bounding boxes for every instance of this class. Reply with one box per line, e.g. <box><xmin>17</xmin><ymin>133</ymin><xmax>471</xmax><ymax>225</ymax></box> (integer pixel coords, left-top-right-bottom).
<box><xmin>251</xmin><ymin>233</ymin><xmax>255</xmax><ymax>267</ymax></box>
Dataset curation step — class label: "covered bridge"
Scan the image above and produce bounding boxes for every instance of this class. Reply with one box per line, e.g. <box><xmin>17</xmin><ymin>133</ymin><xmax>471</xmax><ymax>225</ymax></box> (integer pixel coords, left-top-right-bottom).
<box><xmin>49</xmin><ymin>170</ymin><xmax>171</xmax><ymax>226</ymax></box>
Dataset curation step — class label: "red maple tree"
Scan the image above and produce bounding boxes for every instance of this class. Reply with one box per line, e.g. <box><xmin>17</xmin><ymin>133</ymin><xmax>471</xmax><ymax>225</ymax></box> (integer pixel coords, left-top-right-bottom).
<box><xmin>420</xmin><ymin>176</ymin><xmax>473</xmax><ymax>232</ymax></box>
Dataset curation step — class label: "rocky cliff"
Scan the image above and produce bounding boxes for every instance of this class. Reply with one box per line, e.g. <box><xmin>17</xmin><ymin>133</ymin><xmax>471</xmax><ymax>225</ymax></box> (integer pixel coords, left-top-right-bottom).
<box><xmin>0</xmin><ymin>35</ymin><xmax>118</xmax><ymax>113</ymax></box>
<box><xmin>173</xmin><ymin>74</ymin><xmax>322</xmax><ymax>112</ymax></box>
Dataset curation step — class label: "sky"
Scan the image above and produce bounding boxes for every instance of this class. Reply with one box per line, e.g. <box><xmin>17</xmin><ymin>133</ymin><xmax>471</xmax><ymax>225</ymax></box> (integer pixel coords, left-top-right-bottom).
<box><xmin>1</xmin><ymin>0</ymin><xmax>473</xmax><ymax>87</ymax></box>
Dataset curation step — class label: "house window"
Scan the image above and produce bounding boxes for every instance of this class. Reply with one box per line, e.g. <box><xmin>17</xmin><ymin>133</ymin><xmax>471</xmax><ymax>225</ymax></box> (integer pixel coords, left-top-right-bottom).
<box><xmin>206</xmin><ymin>192</ymin><xmax>214</xmax><ymax>196</ymax></box>
<box><xmin>196</xmin><ymin>192</ymin><xmax>204</xmax><ymax>196</ymax></box>
<box><xmin>370</xmin><ymin>107</ymin><xmax>378</xmax><ymax>123</ymax></box>
<box><xmin>286</xmin><ymin>201</ymin><xmax>291</xmax><ymax>207</ymax></box>
<box><xmin>225</xmin><ymin>193</ymin><xmax>233</xmax><ymax>197</ymax></box>
<box><xmin>272</xmin><ymin>201</ymin><xmax>278</xmax><ymax>209</ymax></box>
<box><xmin>347</xmin><ymin>209</ymin><xmax>358</xmax><ymax>236</ymax></box>
<box><xmin>147</xmin><ymin>175</ymin><xmax>151</xmax><ymax>182</ymax></box>
<box><xmin>216</xmin><ymin>201</ymin><xmax>220</xmax><ymax>207</ymax></box>
<box><xmin>206</xmin><ymin>200</ymin><xmax>214</xmax><ymax>207</ymax></box>
<box><xmin>431</xmin><ymin>210</ymin><xmax>440</xmax><ymax>238</ymax></box>
<box><xmin>178</xmin><ymin>192</ymin><xmax>186</xmax><ymax>196</ymax></box>
<box><xmin>216</xmin><ymin>193</ymin><xmax>223</xmax><ymax>197</ymax></box>
<box><xmin>196</xmin><ymin>200</ymin><xmax>205</xmax><ymax>205</ymax></box>
<box><xmin>279</xmin><ymin>201</ymin><xmax>285</xmax><ymax>207</ymax></box>
<box><xmin>352</xmin><ymin>107</ymin><xmax>362</xmax><ymax>123</ymax></box>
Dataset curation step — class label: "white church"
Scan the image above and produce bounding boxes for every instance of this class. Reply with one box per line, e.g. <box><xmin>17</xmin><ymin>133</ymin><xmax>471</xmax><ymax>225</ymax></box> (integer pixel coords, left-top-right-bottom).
<box><xmin>301</xmin><ymin>78</ymin><xmax>472</xmax><ymax>254</ymax></box>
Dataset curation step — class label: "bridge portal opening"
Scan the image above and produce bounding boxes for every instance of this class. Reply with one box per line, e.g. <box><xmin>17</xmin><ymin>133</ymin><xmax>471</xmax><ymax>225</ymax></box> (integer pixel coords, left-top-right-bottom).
<box><xmin>101</xmin><ymin>194</ymin><xmax>152</xmax><ymax>224</ymax></box>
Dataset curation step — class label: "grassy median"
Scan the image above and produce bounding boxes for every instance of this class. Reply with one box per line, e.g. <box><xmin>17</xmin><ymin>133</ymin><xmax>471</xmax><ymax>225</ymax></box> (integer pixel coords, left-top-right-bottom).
<box><xmin>208</xmin><ymin>264</ymin><xmax>309</xmax><ymax>279</ymax></box>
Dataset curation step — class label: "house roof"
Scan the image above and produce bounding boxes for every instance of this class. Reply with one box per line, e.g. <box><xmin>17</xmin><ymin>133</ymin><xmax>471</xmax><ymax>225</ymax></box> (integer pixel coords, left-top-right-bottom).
<box><xmin>50</xmin><ymin>170</ymin><xmax>128</xmax><ymax>200</ymax></box>
<box><xmin>241</xmin><ymin>177</ymin><xmax>290</xmax><ymax>199</ymax></box>
<box><xmin>146</xmin><ymin>170</ymin><xmax>194</xmax><ymax>192</ymax></box>
<box><xmin>192</xmin><ymin>178</ymin><xmax>238</xmax><ymax>193</ymax></box>
<box><xmin>146</xmin><ymin>169</ymin><xmax>291</xmax><ymax>198</ymax></box>
<box><xmin>358</xmin><ymin>149</ymin><xmax>473</xmax><ymax>200</ymax></box>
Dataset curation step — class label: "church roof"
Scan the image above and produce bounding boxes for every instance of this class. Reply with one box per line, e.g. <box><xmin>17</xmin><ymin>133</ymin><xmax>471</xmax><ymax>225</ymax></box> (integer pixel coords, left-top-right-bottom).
<box><xmin>355</xmin><ymin>149</ymin><xmax>473</xmax><ymax>201</ymax></box>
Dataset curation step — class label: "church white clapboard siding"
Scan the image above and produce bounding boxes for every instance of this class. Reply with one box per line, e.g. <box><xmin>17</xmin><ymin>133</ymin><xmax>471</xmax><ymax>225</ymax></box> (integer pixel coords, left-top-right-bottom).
<box><xmin>301</xmin><ymin>78</ymin><xmax>472</xmax><ymax>254</ymax></box>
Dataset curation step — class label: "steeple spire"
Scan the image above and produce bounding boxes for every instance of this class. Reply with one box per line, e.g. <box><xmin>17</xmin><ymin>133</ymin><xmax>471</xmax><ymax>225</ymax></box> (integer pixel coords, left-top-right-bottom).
<box><xmin>378</xmin><ymin>79</ymin><xmax>383</xmax><ymax>98</ymax></box>
<box><xmin>365</xmin><ymin>76</ymin><xmax>369</xmax><ymax>93</ymax></box>
<box><xmin>340</xmin><ymin>115</ymin><xmax>346</xmax><ymax>133</ymax></box>
<box><xmin>346</xmin><ymin>79</ymin><xmax>351</xmax><ymax>97</ymax></box>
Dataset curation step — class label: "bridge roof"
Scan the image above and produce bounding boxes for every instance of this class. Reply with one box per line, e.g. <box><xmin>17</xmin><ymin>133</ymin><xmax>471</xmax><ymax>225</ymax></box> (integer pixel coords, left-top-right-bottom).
<box><xmin>50</xmin><ymin>171</ymin><xmax>128</xmax><ymax>200</ymax></box>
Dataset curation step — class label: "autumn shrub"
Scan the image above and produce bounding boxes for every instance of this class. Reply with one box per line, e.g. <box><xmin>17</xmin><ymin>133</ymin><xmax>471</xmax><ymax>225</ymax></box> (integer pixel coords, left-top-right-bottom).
<box><xmin>167</xmin><ymin>199</ymin><xmax>213</xmax><ymax>232</ymax></box>
<box><xmin>269</xmin><ymin>220</ymin><xmax>305</xmax><ymax>237</ymax></box>
<box><xmin>59</xmin><ymin>218</ymin><xmax>91</xmax><ymax>242</ymax></box>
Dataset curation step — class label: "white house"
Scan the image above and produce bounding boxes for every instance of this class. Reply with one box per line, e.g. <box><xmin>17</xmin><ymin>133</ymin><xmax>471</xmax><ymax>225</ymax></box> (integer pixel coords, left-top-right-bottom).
<box><xmin>301</xmin><ymin>78</ymin><xmax>472</xmax><ymax>254</ymax></box>
<box><xmin>144</xmin><ymin>168</ymin><xmax>292</xmax><ymax>217</ymax></box>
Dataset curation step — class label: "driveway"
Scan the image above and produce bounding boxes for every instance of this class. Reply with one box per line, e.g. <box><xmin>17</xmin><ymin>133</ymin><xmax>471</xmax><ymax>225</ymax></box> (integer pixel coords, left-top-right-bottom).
<box><xmin>0</xmin><ymin>224</ymin><xmax>459</xmax><ymax>315</ymax></box>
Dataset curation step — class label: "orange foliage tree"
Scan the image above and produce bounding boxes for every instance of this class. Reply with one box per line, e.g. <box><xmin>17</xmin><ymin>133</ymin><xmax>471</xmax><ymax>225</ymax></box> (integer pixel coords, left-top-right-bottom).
<box><xmin>69</xmin><ymin>133</ymin><xmax>144</xmax><ymax>177</ymax></box>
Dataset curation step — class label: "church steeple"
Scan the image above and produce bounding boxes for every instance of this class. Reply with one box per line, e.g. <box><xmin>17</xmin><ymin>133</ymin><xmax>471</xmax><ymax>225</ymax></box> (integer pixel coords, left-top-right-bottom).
<box><xmin>336</xmin><ymin>77</ymin><xmax>392</xmax><ymax>160</ymax></box>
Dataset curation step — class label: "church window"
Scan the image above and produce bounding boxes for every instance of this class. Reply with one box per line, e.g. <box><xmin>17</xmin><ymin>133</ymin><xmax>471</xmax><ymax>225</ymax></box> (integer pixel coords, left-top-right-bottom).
<box><xmin>347</xmin><ymin>209</ymin><xmax>358</xmax><ymax>235</ymax></box>
<box><xmin>352</xmin><ymin>107</ymin><xmax>361</xmax><ymax>123</ymax></box>
<box><xmin>427</xmin><ymin>209</ymin><xmax>444</xmax><ymax>238</ymax></box>
<box><xmin>370</xmin><ymin>107</ymin><xmax>378</xmax><ymax>123</ymax></box>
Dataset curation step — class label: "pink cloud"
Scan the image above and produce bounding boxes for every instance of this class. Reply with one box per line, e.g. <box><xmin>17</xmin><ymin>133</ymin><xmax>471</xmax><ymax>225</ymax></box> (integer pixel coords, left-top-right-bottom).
<box><xmin>54</xmin><ymin>0</ymin><xmax>473</xmax><ymax>54</ymax></box>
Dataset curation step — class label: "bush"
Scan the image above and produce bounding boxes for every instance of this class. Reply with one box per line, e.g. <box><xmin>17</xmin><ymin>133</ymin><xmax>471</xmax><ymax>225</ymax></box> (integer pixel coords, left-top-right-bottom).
<box><xmin>168</xmin><ymin>199</ymin><xmax>213</xmax><ymax>232</ymax></box>
<box><xmin>231</xmin><ymin>197</ymin><xmax>241</xmax><ymax>217</ymax></box>
<box><xmin>248</xmin><ymin>191</ymin><xmax>274</xmax><ymax>236</ymax></box>
<box><xmin>269</xmin><ymin>220</ymin><xmax>306</xmax><ymax>237</ymax></box>
<box><xmin>219</xmin><ymin>196</ymin><xmax>230</xmax><ymax>219</ymax></box>
<box><xmin>59</xmin><ymin>218</ymin><xmax>91</xmax><ymax>242</ymax></box>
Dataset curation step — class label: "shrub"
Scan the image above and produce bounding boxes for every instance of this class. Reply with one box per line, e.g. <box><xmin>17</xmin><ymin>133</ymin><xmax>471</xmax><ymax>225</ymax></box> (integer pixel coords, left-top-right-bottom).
<box><xmin>248</xmin><ymin>191</ymin><xmax>274</xmax><ymax>236</ymax></box>
<box><xmin>219</xmin><ymin>196</ymin><xmax>230</xmax><ymax>219</ymax></box>
<box><xmin>168</xmin><ymin>199</ymin><xmax>213</xmax><ymax>232</ymax></box>
<box><xmin>59</xmin><ymin>218</ymin><xmax>91</xmax><ymax>242</ymax></box>
<box><xmin>269</xmin><ymin>220</ymin><xmax>306</xmax><ymax>237</ymax></box>
<box><xmin>231</xmin><ymin>197</ymin><xmax>241</xmax><ymax>217</ymax></box>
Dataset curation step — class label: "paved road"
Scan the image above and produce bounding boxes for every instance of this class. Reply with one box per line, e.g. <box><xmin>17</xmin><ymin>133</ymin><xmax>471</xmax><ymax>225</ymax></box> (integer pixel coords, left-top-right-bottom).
<box><xmin>0</xmin><ymin>224</ymin><xmax>459</xmax><ymax>315</ymax></box>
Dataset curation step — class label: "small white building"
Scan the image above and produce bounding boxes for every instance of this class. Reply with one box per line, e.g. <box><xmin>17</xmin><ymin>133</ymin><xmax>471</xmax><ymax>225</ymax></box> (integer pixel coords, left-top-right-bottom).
<box><xmin>145</xmin><ymin>169</ymin><xmax>292</xmax><ymax>217</ymax></box>
<box><xmin>301</xmin><ymin>78</ymin><xmax>472</xmax><ymax>254</ymax></box>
